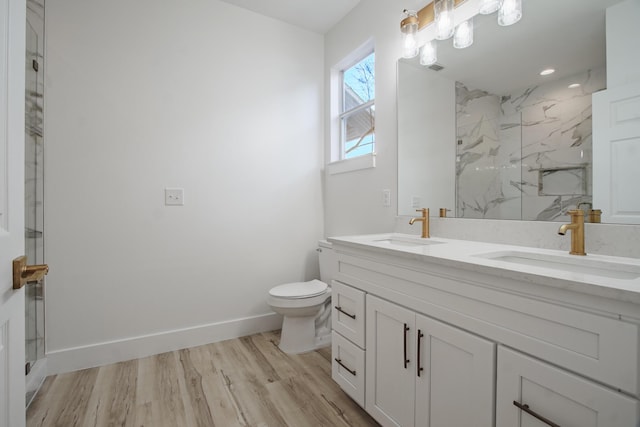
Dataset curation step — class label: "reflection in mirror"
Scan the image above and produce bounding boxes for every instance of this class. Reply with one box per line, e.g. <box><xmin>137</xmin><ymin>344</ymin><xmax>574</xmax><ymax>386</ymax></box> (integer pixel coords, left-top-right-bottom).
<box><xmin>456</xmin><ymin>66</ymin><xmax>603</xmax><ymax>221</ymax></box>
<box><xmin>397</xmin><ymin>0</ymin><xmax>625</xmax><ymax>222</ymax></box>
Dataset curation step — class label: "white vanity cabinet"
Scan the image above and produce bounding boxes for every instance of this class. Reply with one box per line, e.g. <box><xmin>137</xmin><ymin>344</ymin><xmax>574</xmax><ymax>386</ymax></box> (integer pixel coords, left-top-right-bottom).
<box><xmin>366</xmin><ymin>295</ymin><xmax>495</xmax><ymax>427</ymax></box>
<box><xmin>328</xmin><ymin>237</ymin><xmax>640</xmax><ymax>427</ymax></box>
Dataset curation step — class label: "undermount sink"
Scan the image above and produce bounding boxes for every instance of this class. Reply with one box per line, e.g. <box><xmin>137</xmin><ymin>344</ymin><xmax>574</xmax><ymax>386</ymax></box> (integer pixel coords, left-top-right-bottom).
<box><xmin>372</xmin><ymin>235</ymin><xmax>445</xmax><ymax>247</ymax></box>
<box><xmin>475</xmin><ymin>250</ymin><xmax>640</xmax><ymax>280</ymax></box>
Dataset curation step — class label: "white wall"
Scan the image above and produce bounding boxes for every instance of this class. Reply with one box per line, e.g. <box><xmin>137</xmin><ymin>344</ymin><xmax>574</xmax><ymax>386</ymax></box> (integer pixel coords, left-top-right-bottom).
<box><xmin>397</xmin><ymin>61</ymin><xmax>455</xmax><ymax>216</ymax></box>
<box><xmin>323</xmin><ymin>0</ymin><xmax>404</xmax><ymax>236</ymax></box>
<box><xmin>606</xmin><ymin>0</ymin><xmax>640</xmax><ymax>88</ymax></box>
<box><xmin>44</xmin><ymin>0</ymin><xmax>324</xmax><ymax>373</ymax></box>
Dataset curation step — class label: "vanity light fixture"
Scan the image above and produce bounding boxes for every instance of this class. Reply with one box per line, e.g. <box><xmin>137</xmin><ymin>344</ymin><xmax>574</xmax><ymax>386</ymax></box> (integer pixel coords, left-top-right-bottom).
<box><xmin>435</xmin><ymin>0</ymin><xmax>455</xmax><ymax>40</ymax></box>
<box><xmin>540</xmin><ymin>68</ymin><xmax>555</xmax><ymax>76</ymax></box>
<box><xmin>479</xmin><ymin>0</ymin><xmax>503</xmax><ymax>15</ymax></box>
<box><xmin>568</xmin><ymin>83</ymin><xmax>581</xmax><ymax>89</ymax></box>
<box><xmin>399</xmin><ymin>0</ymin><xmax>521</xmax><ymax>65</ymax></box>
<box><xmin>401</xmin><ymin>10</ymin><xmax>419</xmax><ymax>58</ymax></box>
<box><xmin>399</xmin><ymin>0</ymin><xmax>465</xmax><ymax>33</ymax></box>
<box><xmin>498</xmin><ymin>0</ymin><xmax>522</xmax><ymax>26</ymax></box>
<box><xmin>453</xmin><ymin>18</ymin><xmax>473</xmax><ymax>49</ymax></box>
<box><xmin>420</xmin><ymin>41</ymin><xmax>438</xmax><ymax>65</ymax></box>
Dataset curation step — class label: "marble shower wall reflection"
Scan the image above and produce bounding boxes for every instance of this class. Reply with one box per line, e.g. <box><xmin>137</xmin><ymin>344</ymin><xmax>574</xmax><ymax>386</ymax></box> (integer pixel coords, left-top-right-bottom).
<box><xmin>26</xmin><ymin>0</ymin><xmax>44</xmax><ymax>260</ymax></box>
<box><xmin>456</xmin><ymin>67</ymin><xmax>605</xmax><ymax>221</ymax></box>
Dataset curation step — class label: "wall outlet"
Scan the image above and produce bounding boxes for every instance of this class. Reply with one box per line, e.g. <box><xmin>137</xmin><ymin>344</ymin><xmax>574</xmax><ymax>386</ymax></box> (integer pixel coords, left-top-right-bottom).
<box><xmin>411</xmin><ymin>196</ymin><xmax>421</xmax><ymax>209</ymax></box>
<box><xmin>165</xmin><ymin>188</ymin><xmax>184</xmax><ymax>206</ymax></box>
<box><xmin>382</xmin><ymin>189</ymin><xmax>391</xmax><ymax>207</ymax></box>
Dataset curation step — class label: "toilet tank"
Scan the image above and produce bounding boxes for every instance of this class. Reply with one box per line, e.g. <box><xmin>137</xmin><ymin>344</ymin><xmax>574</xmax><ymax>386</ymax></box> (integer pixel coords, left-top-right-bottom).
<box><xmin>318</xmin><ymin>240</ymin><xmax>337</xmax><ymax>285</ymax></box>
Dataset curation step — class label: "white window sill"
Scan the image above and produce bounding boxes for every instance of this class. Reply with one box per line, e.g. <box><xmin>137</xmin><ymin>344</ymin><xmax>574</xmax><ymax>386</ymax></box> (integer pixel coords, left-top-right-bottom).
<box><xmin>327</xmin><ymin>153</ymin><xmax>376</xmax><ymax>175</ymax></box>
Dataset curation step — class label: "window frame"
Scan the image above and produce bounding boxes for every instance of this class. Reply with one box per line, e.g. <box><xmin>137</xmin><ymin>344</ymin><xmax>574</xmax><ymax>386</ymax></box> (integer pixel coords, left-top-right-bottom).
<box><xmin>338</xmin><ymin>50</ymin><xmax>375</xmax><ymax>161</ymax></box>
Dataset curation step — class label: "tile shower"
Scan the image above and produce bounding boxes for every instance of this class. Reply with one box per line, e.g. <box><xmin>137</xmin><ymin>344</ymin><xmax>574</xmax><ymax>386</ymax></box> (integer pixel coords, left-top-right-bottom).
<box><xmin>455</xmin><ymin>67</ymin><xmax>605</xmax><ymax>221</ymax></box>
<box><xmin>25</xmin><ymin>0</ymin><xmax>46</xmax><ymax>406</ymax></box>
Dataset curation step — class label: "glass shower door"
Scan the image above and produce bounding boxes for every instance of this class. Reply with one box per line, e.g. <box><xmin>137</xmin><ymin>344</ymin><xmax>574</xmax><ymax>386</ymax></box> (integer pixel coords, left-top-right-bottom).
<box><xmin>25</xmin><ymin>0</ymin><xmax>46</xmax><ymax>406</ymax></box>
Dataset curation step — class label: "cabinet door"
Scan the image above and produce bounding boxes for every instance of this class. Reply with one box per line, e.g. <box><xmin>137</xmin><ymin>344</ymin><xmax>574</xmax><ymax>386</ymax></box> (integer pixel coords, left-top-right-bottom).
<box><xmin>415</xmin><ymin>314</ymin><xmax>495</xmax><ymax>427</ymax></box>
<box><xmin>497</xmin><ymin>347</ymin><xmax>639</xmax><ymax>427</ymax></box>
<box><xmin>366</xmin><ymin>295</ymin><xmax>415</xmax><ymax>427</ymax></box>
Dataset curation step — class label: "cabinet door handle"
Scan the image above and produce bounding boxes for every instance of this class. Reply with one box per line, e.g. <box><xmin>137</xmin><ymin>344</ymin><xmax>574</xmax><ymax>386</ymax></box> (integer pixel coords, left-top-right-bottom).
<box><xmin>334</xmin><ymin>306</ymin><xmax>356</xmax><ymax>319</ymax></box>
<box><xmin>416</xmin><ymin>329</ymin><xmax>424</xmax><ymax>377</ymax></box>
<box><xmin>513</xmin><ymin>401</ymin><xmax>561</xmax><ymax>427</ymax></box>
<box><xmin>404</xmin><ymin>323</ymin><xmax>410</xmax><ymax>369</ymax></box>
<box><xmin>334</xmin><ymin>358</ymin><xmax>356</xmax><ymax>376</ymax></box>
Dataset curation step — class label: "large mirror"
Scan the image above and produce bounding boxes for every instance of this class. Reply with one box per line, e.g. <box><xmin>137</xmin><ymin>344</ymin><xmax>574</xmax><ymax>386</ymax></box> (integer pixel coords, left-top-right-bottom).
<box><xmin>398</xmin><ymin>0</ymin><xmax>630</xmax><ymax>222</ymax></box>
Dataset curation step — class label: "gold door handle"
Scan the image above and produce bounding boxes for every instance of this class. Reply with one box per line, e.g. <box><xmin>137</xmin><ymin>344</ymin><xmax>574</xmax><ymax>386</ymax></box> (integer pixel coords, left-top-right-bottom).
<box><xmin>13</xmin><ymin>255</ymin><xmax>49</xmax><ymax>289</ymax></box>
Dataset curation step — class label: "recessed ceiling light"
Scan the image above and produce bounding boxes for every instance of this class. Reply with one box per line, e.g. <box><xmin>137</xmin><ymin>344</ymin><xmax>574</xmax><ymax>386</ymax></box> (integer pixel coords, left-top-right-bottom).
<box><xmin>568</xmin><ymin>83</ymin><xmax>581</xmax><ymax>89</ymax></box>
<box><xmin>540</xmin><ymin>68</ymin><xmax>555</xmax><ymax>76</ymax></box>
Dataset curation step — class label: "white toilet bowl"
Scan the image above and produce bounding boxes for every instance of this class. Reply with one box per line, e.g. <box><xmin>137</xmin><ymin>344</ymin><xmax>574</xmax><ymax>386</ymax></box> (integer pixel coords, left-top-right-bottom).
<box><xmin>268</xmin><ymin>240</ymin><xmax>337</xmax><ymax>354</ymax></box>
<box><xmin>268</xmin><ymin>279</ymin><xmax>332</xmax><ymax>354</ymax></box>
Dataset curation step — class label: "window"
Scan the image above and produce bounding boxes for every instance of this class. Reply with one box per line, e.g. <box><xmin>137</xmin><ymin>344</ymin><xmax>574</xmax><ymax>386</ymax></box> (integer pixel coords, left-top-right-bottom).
<box><xmin>340</xmin><ymin>51</ymin><xmax>375</xmax><ymax>160</ymax></box>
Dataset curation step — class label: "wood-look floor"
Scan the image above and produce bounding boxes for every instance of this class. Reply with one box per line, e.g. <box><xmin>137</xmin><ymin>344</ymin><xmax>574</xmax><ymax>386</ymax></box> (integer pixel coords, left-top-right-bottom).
<box><xmin>27</xmin><ymin>330</ymin><xmax>378</xmax><ymax>427</ymax></box>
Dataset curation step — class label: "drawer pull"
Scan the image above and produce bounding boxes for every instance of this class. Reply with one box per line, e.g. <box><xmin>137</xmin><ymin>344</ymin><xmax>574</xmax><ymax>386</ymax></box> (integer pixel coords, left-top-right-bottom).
<box><xmin>334</xmin><ymin>306</ymin><xmax>356</xmax><ymax>319</ymax></box>
<box><xmin>513</xmin><ymin>401</ymin><xmax>561</xmax><ymax>427</ymax></box>
<box><xmin>334</xmin><ymin>358</ymin><xmax>356</xmax><ymax>376</ymax></box>
<box><xmin>404</xmin><ymin>323</ymin><xmax>410</xmax><ymax>369</ymax></box>
<box><xmin>417</xmin><ymin>329</ymin><xmax>424</xmax><ymax>377</ymax></box>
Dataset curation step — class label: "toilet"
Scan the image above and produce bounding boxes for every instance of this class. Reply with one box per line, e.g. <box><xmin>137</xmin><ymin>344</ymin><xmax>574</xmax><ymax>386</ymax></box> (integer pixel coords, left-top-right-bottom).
<box><xmin>268</xmin><ymin>240</ymin><xmax>336</xmax><ymax>354</ymax></box>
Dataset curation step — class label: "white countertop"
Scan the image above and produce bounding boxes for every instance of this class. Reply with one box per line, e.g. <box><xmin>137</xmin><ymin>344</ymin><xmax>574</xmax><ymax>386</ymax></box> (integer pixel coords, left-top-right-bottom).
<box><xmin>328</xmin><ymin>233</ymin><xmax>640</xmax><ymax>305</ymax></box>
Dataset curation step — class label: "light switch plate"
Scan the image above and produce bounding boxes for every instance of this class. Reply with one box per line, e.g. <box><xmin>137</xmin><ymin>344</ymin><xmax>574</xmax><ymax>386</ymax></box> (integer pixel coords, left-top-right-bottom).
<box><xmin>165</xmin><ymin>188</ymin><xmax>184</xmax><ymax>206</ymax></box>
<box><xmin>382</xmin><ymin>189</ymin><xmax>391</xmax><ymax>207</ymax></box>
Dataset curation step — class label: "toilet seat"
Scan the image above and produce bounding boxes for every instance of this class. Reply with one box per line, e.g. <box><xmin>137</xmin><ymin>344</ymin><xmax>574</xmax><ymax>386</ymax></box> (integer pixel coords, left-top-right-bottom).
<box><xmin>269</xmin><ymin>279</ymin><xmax>328</xmax><ymax>299</ymax></box>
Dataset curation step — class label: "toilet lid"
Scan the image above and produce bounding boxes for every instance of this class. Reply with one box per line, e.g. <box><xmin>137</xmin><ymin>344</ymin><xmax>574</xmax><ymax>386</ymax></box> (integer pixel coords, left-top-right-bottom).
<box><xmin>269</xmin><ymin>280</ymin><xmax>328</xmax><ymax>299</ymax></box>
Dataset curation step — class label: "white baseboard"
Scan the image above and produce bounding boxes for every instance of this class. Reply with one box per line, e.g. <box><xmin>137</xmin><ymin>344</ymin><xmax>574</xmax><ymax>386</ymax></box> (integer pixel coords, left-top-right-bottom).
<box><xmin>46</xmin><ymin>312</ymin><xmax>283</xmax><ymax>375</ymax></box>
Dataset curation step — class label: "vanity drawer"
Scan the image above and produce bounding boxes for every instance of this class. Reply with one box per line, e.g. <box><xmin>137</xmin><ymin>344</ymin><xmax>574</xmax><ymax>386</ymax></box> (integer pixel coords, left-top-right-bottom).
<box><xmin>332</xmin><ymin>280</ymin><xmax>365</xmax><ymax>348</ymax></box>
<box><xmin>497</xmin><ymin>346</ymin><xmax>639</xmax><ymax>427</ymax></box>
<box><xmin>332</xmin><ymin>331</ymin><xmax>365</xmax><ymax>407</ymax></box>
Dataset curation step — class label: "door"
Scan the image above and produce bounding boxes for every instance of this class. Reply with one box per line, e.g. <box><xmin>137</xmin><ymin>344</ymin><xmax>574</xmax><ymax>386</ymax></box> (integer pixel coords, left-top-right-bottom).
<box><xmin>366</xmin><ymin>295</ymin><xmax>415</xmax><ymax>427</ymax></box>
<box><xmin>593</xmin><ymin>82</ymin><xmax>640</xmax><ymax>224</ymax></box>
<box><xmin>0</xmin><ymin>0</ymin><xmax>27</xmax><ymax>426</ymax></box>
<box><xmin>497</xmin><ymin>347</ymin><xmax>639</xmax><ymax>427</ymax></box>
<box><xmin>414</xmin><ymin>314</ymin><xmax>495</xmax><ymax>427</ymax></box>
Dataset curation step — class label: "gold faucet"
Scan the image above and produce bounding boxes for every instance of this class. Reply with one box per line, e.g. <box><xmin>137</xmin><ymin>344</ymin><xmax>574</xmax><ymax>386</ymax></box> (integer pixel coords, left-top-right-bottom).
<box><xmin>558</xmin><ymin>209</ymin><xmax>586</xmax><ymax>255</ymax></box>
<box><xmin>588</xmin><ymin>209</ymin><xmax>602</xmax><ymax>223</ymax></box>
<box><xmin>409</xmin><ymin>208</ymin><xmax>430</xmax><ymax>238</ymax></box>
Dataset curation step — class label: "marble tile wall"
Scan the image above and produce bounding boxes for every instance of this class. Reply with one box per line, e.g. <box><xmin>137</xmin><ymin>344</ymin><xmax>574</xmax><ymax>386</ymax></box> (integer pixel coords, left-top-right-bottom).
<box><xmin>455</xmin><ymin>67</ymin><xmax>606</xmax><ymax>222</ymax></box>
<box><xmin>456</xmin><ymin>83</ymin><xmax>522</xmax><ymax>219</ymax></box>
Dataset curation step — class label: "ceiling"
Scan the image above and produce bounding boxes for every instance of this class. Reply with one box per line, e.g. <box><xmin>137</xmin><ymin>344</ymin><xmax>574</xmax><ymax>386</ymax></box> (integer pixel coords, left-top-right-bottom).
<box><xmin>218</xmin><ymin>0</ymin><xmax>361</xmax><ymax>34</ymax></box>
